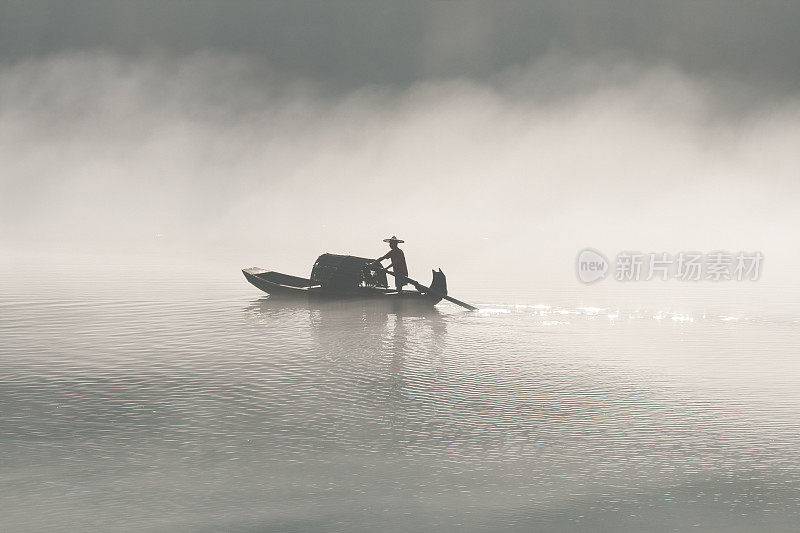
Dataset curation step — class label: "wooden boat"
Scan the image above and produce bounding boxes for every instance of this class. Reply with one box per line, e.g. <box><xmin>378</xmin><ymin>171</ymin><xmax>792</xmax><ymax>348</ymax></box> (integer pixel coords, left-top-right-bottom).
<box><xmin>242</xmin><ymin>253</ymin><xmax>448</xmax><ymax>305</ymax></box>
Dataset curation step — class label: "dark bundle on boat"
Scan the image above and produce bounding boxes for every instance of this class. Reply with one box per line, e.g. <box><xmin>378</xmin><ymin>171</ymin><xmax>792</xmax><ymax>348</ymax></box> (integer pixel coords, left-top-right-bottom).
<box><xmin>310</xmin><ymin>253</ymin><xmax>388</xmax><ymax>289</ymax></box>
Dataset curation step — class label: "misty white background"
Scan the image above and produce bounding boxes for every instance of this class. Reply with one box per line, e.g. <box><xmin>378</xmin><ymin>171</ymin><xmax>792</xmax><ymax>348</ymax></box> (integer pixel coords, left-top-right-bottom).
<box><xmin>1</xmin><ymin>2</ymin><xmax>798</xmax><ymax>303</ymax></box>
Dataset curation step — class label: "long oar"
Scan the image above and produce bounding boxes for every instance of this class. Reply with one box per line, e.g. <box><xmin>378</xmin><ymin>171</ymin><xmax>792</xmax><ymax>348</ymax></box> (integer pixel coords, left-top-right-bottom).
<box><xmin>374</xmin><ymin>266</ymin><xmax>478</xmax><ymax>311</ymax></box>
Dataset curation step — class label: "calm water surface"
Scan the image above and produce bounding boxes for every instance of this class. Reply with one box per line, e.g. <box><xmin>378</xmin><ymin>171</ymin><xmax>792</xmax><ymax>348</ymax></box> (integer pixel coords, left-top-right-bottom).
<box><xmin>1</xmin><ymin>262</ymin><xmax>799</xmax><ymax>531</ymax></box>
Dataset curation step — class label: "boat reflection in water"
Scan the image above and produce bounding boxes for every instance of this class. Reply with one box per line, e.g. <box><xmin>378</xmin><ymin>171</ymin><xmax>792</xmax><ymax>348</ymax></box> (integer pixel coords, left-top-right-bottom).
<box><xmin>244</xmin><ymin>296</ymin><xmax>450</xmax><ymax>442</ymax></box>
<box><xmin>244</xmin><ymin>295</ymin><xmax>448</xmax><ymax>391</ymax></box>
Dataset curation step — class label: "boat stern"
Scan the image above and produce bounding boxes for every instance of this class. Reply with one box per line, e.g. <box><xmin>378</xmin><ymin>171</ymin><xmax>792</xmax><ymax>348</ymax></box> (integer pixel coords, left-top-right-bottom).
<box><xmin>428</xmin><ymin>269</ymin><xmax>447</xmax><ymax>303</ymax></box>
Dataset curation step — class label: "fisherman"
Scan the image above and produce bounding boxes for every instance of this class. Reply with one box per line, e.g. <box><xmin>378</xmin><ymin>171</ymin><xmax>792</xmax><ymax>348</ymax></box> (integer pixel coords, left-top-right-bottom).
<box><xmin>373</xmin><ymin>236</ymin><xmax>408</xmax><ymax>292</ymax></box>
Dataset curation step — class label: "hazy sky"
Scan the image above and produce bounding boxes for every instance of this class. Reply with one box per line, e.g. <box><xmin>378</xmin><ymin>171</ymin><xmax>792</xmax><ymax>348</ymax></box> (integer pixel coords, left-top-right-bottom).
<box><xmin>2</xmin><ymin>1</ymin><xmax>798</xmax><ymax>287</ymax></box>
<box><xmin>3</xmin><ymin>1</ymin><xmax>800</xmax><ymax>98</ymax></box>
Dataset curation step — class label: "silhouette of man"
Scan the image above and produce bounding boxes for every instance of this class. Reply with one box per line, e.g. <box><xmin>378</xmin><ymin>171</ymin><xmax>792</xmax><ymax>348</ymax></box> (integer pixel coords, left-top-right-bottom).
<box><xmin>374</xmin><ymin>236</ymin><xmax>408</xmax><ymax>292</ymax></box>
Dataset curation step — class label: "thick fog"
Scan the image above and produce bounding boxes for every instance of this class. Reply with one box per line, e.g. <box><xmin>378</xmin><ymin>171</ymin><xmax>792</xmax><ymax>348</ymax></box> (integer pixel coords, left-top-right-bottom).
<box><xmin>1</xmin><ymin>3</ymin><xmax>798</xmax><ymax>291</ymax></box>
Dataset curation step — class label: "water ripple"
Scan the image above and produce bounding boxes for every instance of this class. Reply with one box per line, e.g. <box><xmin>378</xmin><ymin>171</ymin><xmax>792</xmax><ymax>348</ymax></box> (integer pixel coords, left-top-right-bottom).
<box><xmin>1</xmin><ymin>269</ymin><xmax>799</xmax><ymax>531</ymax></box>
